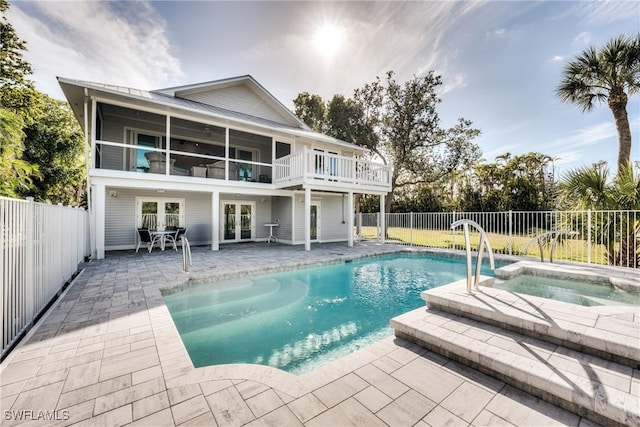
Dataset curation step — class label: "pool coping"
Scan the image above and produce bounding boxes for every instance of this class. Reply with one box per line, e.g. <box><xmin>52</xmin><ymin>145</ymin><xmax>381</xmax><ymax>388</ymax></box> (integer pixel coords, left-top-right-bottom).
<box><xmin>421</xmin><ymin>276</ymin><xmax>640</xmax><ymax>367</ymax></box>
<box><xmin>1</xmin><ymin>242</ymin><xmax>632</xmax><ymax>426</ymax></box>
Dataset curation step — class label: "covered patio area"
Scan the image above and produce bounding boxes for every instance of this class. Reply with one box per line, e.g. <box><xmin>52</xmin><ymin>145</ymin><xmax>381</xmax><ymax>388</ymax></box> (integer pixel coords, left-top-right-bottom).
<box><xmin>0</xmin><ymin>243</ymin><xmax>592</xmax><ymax>426</ymax></box>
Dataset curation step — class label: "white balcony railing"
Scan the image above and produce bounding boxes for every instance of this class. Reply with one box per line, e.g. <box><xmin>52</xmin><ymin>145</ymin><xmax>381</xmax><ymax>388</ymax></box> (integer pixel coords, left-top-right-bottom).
<box><xmin>274</xmin><ymin>147</ymin><xmax>392</xmax><ymax>191</ymax></box>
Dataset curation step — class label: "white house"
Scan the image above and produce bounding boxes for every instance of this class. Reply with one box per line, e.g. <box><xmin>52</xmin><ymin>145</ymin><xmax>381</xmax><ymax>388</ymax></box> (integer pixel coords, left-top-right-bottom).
<box><xmin>58</xmin><ymin>75</ymin><xmax>392</xmax><ymax>259</ymax></box>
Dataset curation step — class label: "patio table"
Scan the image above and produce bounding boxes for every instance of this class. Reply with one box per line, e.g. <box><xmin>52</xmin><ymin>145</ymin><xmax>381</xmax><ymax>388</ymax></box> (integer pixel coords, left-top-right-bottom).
<box><xmin>151</xmin><ymin>230</ymin><xmax>174</xmax><ymax>251</ymax></box>
<box><xmin>264</xmin><ymin>223</ymin><xmax>279</xmax><ymax>244</ymax></box>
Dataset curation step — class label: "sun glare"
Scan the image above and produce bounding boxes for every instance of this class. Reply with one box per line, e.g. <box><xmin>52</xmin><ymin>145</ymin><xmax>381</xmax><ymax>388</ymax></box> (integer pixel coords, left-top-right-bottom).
<box><xmin>314</xmin><ymin>24</ymin><xmax>343</xmax><ymax>57</ymax></box>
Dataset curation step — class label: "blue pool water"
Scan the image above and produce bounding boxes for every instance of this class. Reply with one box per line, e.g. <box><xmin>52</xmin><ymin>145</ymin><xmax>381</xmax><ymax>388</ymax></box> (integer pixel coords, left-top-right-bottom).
<box><xmin>164</xmin><ymin>253</ymin><xmax>501</xmax><ymax>374</ymax></box>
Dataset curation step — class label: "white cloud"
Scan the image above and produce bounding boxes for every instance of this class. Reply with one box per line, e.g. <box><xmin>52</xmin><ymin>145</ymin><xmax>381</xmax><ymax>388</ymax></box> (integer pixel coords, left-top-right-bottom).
<box><xmin>573</xmin><ymin>31</ymin><xmax>591</xmax><ymax>47</ymax></box>
<box><xmin>542</xmin><ymin>121</ymin><xmax>616</xmax><ymax>151</ymax></box>
<box><xmin>439</xmin><ymin>73</ymin><xmax>467</xmax><ymax>96</ymax></box>
<box><xmin>572</xmin><ymin>1</ymin><xmax>640</xmax><ymax>25</ymax></box>
<box><xmin>8</xmin><ymin>1</ymin><xmax>183</xmax><ymax>99</ymax></box>
<box><xmin>552</xmin><ymin>55</ymin><xmax>564</xmax><ymax>61</ymax></box>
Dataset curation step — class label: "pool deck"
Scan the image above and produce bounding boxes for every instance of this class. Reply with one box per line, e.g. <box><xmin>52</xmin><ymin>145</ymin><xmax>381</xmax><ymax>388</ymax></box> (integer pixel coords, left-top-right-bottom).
<box><xmin>0</xmin><ymin>242</ymin><xmax>623</xmax><ymax>426</ymax></box>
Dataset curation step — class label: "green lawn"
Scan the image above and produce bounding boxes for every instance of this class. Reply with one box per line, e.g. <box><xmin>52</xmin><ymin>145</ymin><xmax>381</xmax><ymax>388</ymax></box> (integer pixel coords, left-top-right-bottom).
<box><xmin>358</xmin><ymin>226</ymin><xmax>608</xmax><ymax>265</ymax></box>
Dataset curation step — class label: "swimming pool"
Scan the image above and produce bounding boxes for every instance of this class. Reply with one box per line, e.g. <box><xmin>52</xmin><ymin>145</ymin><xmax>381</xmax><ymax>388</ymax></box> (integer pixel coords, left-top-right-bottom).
<box><xmin>164</xmin><ymin>253</ymin><xmax>501</xmax><ymax>374</ymax></box>
<box><xmin>492</xmin><ymin>274</ymin><xmax>640</xmax><ymax>307</ymax></box>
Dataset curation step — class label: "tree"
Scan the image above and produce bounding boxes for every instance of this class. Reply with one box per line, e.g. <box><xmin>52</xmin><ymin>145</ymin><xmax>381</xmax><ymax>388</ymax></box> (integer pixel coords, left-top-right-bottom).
<box><xmin>0</xmin><ymin>108</ymin><xmax>38</xmax><ymax>197</ymax></box>
<box><xmin>556</xmin><ymin>34</ymin><xmax>640</xmax><ymax>176</ymax></box>
<box><xmin>293</xmin><ymin>92</ymin><xmax>325</xmax><ymax>132</ymax></box>
<box><xmin>20</xmin><ymin>95</ymin><xmax>85</xmax><ymax>205</ymax></box>
<box><xmin>353</xmin><ymin>71</ymin><xmax>481</xmax><ymax>214</ymax></box>
<box><xmin>460</xmin><ymin>152</ymin><xmax>556</xmax><ymax>212</ymax></box>
<box><xmin>558</xmin><ymin>162</ymin><xmax>640</xmax><ymax>266</ymax></box>
<box><xmin>0</xmin><ymin>0</ymin><xmax>41</xmax><ymax>122</ymax></box>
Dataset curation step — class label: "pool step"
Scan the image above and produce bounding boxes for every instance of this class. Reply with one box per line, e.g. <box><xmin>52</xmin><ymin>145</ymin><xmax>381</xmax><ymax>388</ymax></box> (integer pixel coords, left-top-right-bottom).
<box><xmin>422</xmin><ymin>278</ymin><xmax>639</xmax><ymax>368</ymax></box>
<box><xmin>391</xmin><ymin>307</ymin><xmax>640</xmax><ymax>427</ymax></box>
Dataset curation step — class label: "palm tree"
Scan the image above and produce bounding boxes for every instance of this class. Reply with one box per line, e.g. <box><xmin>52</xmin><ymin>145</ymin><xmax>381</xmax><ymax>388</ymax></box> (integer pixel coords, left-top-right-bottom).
<box><xmin>556</xmin><ymin>34</ymin><xmax>640</xmax><ymax>177</ymax></box>
<box><xmin>558</xmin><ymin>162</ymin><xmax>640</xmax><ymax>267</ymax></box>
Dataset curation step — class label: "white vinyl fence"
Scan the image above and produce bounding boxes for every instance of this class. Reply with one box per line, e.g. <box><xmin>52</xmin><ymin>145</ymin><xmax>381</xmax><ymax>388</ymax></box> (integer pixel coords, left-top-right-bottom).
<box><xmin>1</xmin><ymin>197</ymin><xmax>90</xmax><ymax>358</ymax></box>
<box><xmin>358</xmin><ymin>210</ymin><xmax>639</xmax><ymax>269</ymax></box>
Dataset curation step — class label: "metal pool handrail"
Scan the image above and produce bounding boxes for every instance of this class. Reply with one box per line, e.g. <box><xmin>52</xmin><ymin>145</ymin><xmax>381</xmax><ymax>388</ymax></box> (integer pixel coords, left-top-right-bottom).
<box><xmin>524</xmin><ymin>230</ymin><xmax>579</xmax><ymax>263</ymax></box>
<box><xmin>450</xmin><ymin>219</ymin><xmax>496</xmax><ymax>294</ymax></box>
<box><xmin>182</xmin><ymin>237</ymin><xmax>192</xmax><ymax>272</ymax></box>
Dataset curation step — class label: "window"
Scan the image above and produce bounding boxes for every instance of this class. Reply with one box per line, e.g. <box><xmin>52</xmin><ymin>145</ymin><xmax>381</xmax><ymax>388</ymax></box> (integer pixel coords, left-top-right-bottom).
<box><xmin>135</xmin><ymin>133</ymin><xmax>160</xmax><ymax>173</ymax></box>
<box><xmin>275</xmin><ymin>141</ymin><xmax>291</xmax><ymax>159</ymax></box>
<box><xmin>236</xmin><ymin>149</ymin><xmax>253</xmax><ymax>181</ymax></box>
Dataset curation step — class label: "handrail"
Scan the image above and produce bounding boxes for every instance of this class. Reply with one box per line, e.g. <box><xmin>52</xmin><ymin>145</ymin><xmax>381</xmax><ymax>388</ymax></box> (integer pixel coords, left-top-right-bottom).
<box><xmin>450</xmin><ymin>219</ymin><xmax>495</xmax><ymax>294</ymax></box>
<box><xmin>524</xmin><ymin>230</ymin><xmax>578</xmax><ymax>263</ymax></box>
<box><xmin>182</xmin><ymin>237</ymin><xmax>192</xmax><ymax>272</ymax></box>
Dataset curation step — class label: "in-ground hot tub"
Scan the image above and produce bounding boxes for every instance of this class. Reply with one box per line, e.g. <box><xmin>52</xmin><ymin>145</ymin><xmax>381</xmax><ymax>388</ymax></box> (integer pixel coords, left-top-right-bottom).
<box><xmin>489</xmin><ymin>261</ymin><xmax>640</xmax><ymax>307</ymax></box>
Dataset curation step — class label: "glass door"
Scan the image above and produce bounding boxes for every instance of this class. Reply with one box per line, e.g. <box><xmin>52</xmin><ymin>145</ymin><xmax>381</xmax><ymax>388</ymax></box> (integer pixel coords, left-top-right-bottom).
<box><xmin>310</xmin><ymin>202</ymin><xmax>320</xmax><ymax>241</ymax></box>
<box><xmin>136</xmin><ymin>197</ymin><xmax>184</xmax><ymax>230</ymax></box>
<box><xmin>221</xmin><ymin>201</ymin><xmax>255</xmax><ymax>242</ymax></box>
<box><xmin>224</xmin><ymin>203</ymin><xmax>236</xmax><ymax>240</ymax></box>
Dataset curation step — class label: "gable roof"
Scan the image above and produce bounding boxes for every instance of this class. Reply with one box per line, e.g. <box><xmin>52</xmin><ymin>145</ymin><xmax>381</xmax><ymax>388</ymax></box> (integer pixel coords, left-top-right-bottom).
<box><xmin>155</xmin><ymin>75</ymin><xmax>309</xmax><ymax>130</ymax></box>
<box><xmin>57</xmin><ymin>77</ymin><xmax>365</xmax><ymax>153</ymax></box>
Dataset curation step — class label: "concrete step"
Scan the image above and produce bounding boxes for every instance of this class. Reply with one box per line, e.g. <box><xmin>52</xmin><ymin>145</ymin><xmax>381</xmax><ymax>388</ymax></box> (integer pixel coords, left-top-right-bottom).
<box><xmin>421</xmin><ymin>278</ymin><xmax>639</xmax><ymax>368</ymax></box>
<box><xmin>391</xmin><ymin>307</ymin><xmax>640</xmax><ymax>427</ymax></box>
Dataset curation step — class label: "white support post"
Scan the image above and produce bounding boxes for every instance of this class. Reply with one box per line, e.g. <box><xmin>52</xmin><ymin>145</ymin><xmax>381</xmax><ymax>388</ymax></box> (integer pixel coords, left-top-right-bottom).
<box><xmin>347</xmin><ymin>191</ymin><xmax>354</xmax><ymax>247</ymax></box>
<box><xmin>380</xmin><ymin>194</ymin><xmax>386</xmax><ymax>243</ymax></box>
<box><xmin>86</xmin><ymin>94</ymin><xmax>95</xmax><ymax>260</ymax></box>
<box><xmin>291</xmin><ymin>195</ymin><xmax>296</xmax><ymax>243</ymax></box>
<box><xmin>95</xmin><ymin>183</ymin><xmax>106</xmax><ymax>259</ymax></box>
<box><xmin>271</xmin><ymin>137</ymin><xmax>276</xmax><ymax>174</ymax></box>
<box><xmin>304</xmin><ymin>187</ymin><xmax>311</xmax><ymax>251</ymax></box>
<box><xmin>211</xmin><ymin>191</ymin><xmax>219</xmax><ymax>251</ymax></box>
<box><xmin>302</xmin><ymin>146</ymin><xmax>309</xmax><ymax>180</ymax></box>
<box><xmin>225</xmin><ymin>127</ymin><xmax>230</xmax><ymax>180</ymax></box>
<box><xmin>508</xmin><ymin>210</ymin><xmax>513</xmax><ymax>255</ymax></box>
<box><xmin>165</xmin><ymin>115</ymin><xmax>171</xmax><ymax>175</ymax></box>
<box><xmin>587</xmin><ymin>209</ymin><xmax>592</xmax><ymax>264</ymax></box>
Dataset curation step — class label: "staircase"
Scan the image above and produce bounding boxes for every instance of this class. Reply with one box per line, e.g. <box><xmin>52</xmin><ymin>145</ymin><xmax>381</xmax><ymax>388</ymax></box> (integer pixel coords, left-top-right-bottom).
<box><xmin>391</xmin><ymin>278</ymin><xmax>640</xmax><ymax>426</ymax></box>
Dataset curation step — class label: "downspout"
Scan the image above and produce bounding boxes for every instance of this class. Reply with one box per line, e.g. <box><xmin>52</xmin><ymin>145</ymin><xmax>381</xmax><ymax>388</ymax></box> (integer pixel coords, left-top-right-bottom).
<box><xmin>83</xmin><ymin>89</ymin><xmax>95</xmax><ymax>259</ymax></box>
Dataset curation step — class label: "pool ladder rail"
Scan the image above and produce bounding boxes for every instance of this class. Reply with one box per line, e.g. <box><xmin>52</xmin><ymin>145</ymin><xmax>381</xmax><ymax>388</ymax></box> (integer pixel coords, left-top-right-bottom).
<box><xmin>524</xmin><ymin>230</ymin><xmax>578</xmax><ymax>263</ymax></box>
<box><xmin>450</xmin><ymin>219</ymin><xmax>496</xmax><ymax>294</ymax></box>
<box><xmin>182</xmin><ymin>237</ymin><xmax>192</xmax><ymax>273</ymax></box>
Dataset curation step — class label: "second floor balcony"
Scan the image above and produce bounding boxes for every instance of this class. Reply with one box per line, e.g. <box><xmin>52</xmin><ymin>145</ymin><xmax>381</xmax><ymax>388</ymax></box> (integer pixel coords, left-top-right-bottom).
<box><xmin>93</xmin><ymin>140</ymin><xmax>392</xmax><ymax>192</ymax></box>
<box><xmin>274</xmin><ymin>147</ymin><xmax>392</xmax><ymax>192</ymax></box>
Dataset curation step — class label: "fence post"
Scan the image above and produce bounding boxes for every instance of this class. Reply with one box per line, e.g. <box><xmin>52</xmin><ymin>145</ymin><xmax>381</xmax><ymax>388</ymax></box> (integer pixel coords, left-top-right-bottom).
<box><xmin>410</xmin><ymin>212</ymin><xmax>414</xmax><ymax>247</ymax></box>
<box><xmin>508</xmin><ymin>210</ymin><xmax>513</xmax><ymax>256</ymax></box>
<box><xmin>587</xmin><ymin>209</ymin><xmax>592</xmax><ymax>264</ymax></box>
<box><xmin>25</xmin><ymin>197</ymin><xmax>35</xmax><ymax>326</ymax></box>
<box><xmin>451</xmin><ymin>211</ymin><xmax>456</xmax><ymax>250</ymax></box>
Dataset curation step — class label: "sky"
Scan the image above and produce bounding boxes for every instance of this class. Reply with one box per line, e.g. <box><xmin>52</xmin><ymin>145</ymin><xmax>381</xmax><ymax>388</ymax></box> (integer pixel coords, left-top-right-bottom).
<box><xmin>8</xmin><ymin>0</ymin><xmax>640</xmax><ymax>176</ymax></box>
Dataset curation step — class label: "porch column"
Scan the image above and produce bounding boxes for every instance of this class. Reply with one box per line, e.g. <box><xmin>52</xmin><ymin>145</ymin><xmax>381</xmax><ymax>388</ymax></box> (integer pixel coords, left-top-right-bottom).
<box><xmin>211</xmin><ymin>191</ymin><xmax>219</xmax><ymax>251</ymax></box>
<box><xmin>165</xmin><ymin>115</ymin><xmax>171</xmax><ymax>175</ymax></box>
<box><xmin>347</xmin><ymin>192</ymin><xmax>354</xmax><ymax>247</ymax></box>
<box><xmin>224</xmin><ymin>128</ymin><xmax>230</xmax><ymax>180</ymax></box>
<box><xmin>379</xmin><ymin>194</ymin><xmax>385</xmax><ymax>243</ymax></box>
<box><xmin>95</xmin><ymin>183</ymin><xmax>106</xmax><ymax>259</ymax></box>
<box><xmin>304</xmin><ymin>187</ymin><xmax>311</xmax><ymax>251</ymax></box>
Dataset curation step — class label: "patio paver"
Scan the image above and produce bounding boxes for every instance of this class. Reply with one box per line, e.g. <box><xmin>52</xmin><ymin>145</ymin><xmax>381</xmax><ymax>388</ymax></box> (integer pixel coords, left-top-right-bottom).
<box><xmin>0</xmin><ymin>243</ymin><xmax>604</xmax><ymax>426</ymax></box>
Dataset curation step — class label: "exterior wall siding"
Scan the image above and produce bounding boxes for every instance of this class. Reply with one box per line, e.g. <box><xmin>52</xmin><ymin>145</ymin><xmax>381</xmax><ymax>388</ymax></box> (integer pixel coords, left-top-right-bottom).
<box><xmin>181</xmin><ymin>86</ymin><xmax>293</xmax><ymax>126</ymax></box>
<box><xmin>293</xmin><ymin>194</ymin><xmax>348</xmax><ymax>244</ymax></box>
<box><xmin>320</xmin><ymin>195</ymin><xmax>349</xmax><ymax>241</ymax></box>
<box><xmin>105</xmin><ymin>188</ymin><xmax>213</xmax><ymax>249</ymax></box>
<box><xmin>271</xmin><ymin>196</ymin><xmax>292</xmax><ymax>241</ymax></box>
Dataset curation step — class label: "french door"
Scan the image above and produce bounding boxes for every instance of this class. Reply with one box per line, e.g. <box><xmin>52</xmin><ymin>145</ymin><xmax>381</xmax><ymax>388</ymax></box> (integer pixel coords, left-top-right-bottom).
<box><xmin>310</xmin><ymin>202</ymin><xmax>320</xmax><ymax>241</ymax></box>
<box><xmin>221</xmin><ymin>201</ymin><xmax>255</xmax><ymax>242</ymax></box>
<box><xmin>136</xmin><ymin>197</ymin><xmax>185</xmax><ymax>230</ymax></box>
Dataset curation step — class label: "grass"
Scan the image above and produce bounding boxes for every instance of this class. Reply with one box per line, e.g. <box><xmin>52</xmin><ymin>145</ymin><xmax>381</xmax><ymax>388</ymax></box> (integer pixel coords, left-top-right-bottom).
<box><xmin>359</xmin><ymin>226</ymin><xmax>609</xmax><ymax>265</ymax></box>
